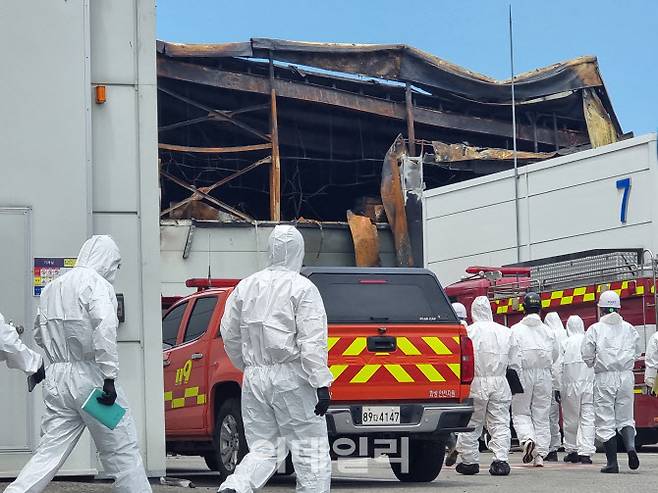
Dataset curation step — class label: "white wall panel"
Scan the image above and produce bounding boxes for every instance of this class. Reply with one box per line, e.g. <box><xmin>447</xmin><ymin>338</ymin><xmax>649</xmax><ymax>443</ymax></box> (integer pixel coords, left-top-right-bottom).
<box><xmin>160</xmin><ymin>223</ymin><xmax>396</xmax><ymax>296</ymax></box>
<box><xmin>92</xmin><ymin>87</ymin><xmax>139</xmax><ymax>212</ymax></box>
<box><xmin>0</xmin><ymin>0</ymin><xmax>163</xmax><ymax>478</ymax></box>
<box><xmin>424</xmin><ymin>135</ymin><xmax>658</xmax><ymax>285</ymax></box>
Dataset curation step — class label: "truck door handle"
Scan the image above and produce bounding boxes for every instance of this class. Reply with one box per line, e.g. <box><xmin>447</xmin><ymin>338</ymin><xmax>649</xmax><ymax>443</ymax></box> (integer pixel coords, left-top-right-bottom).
<box><xmin>163</xmin><ymin>360</ymin><xmax>171</xmax><ymax>367</ymax></box>
<box><xmin>191</xmin><ymin>353</ymin><xmax>204</xmax><ymax>360</ymax></box>
<box><xmin>367</xmin><ymin>336</ymin><xmax>397</xmax><ymax>352</ymax></box>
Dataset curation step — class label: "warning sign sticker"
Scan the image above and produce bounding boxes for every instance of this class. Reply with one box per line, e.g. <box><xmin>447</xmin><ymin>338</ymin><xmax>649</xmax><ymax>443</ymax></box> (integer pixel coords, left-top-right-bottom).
<box><xmin>33</xmin><ymin>258</ymin><xmax>77</xmax><ymax>296</ymax></box>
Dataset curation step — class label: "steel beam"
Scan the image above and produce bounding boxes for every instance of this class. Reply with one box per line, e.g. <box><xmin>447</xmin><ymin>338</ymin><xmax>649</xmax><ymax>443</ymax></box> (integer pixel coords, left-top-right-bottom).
<box><xmin>158</xmin><ymin>143</ymin><xmax>273</xmax><ymax>154</ymax></box>
<box><xmin>158</xmin><ymin>57</ymin><xmax>587</xmax><ymax>147</ymax></box>
<box><xmin>158</xmin><ymin>85</ymin><xmax>271</xmax><ymax>142</ymax></box>
<box><xmin>160</xmin><ymin>156</ymin><xmax>271</xmax><ymax>220</ymax></box>
<box><xmin>268</xmin><ymin>54</ymin><xmax>281</xmax><ymax>222</ymax></box>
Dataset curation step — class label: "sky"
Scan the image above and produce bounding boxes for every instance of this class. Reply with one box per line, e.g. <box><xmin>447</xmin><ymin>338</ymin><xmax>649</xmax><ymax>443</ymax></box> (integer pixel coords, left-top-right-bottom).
<box><xmin>156</xmin><ymin>0</ymin><xmax>658</xmax><ymax>136</ymax></box>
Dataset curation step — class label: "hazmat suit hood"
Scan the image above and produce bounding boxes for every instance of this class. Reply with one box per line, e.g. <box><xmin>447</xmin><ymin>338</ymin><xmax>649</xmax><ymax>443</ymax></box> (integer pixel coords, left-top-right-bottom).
<box><xmin>545</xmin><ymin>312</ymin><xmax>565</xmax><ymax>333</ymax></box>
<box><xmin>266</xmin><ymin>225</ymin><xmax>305</xmax><ymax>273</ymax></box>
<box><xmin>600</xmin><ymin>311</ymin><xmax>623</xmax><ymax>325</ymax></box>
<box><xmin>566</xmin><ymin>315</ymin><xmax>585</xmax><ymax>337</ymax></box>
<box><xmin>521</xmin><ymin>313</ymin><xmax>543</xmax><ymax>326</ymax></box>
<box><xmin>471</xmin><ymin>296</ymin><xmax>494</xmax><ymax>323</ymax></box>
<box><xmin>75</xmin><ymin>235</ymin><xmax>121</xmax><ymax>283</ymax></box>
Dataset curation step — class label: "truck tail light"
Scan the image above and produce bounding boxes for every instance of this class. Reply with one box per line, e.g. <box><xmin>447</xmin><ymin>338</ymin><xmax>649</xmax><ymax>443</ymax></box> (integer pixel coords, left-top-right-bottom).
<box><xmin>460</xmin><ymin>335</ymin><xmax>475</xmax><ymax>385</ymax></box>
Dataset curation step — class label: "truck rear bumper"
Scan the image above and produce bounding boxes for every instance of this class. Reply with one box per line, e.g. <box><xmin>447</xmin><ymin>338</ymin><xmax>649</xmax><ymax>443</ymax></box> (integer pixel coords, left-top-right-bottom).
<box><xmin>326</xmin><ymin>401</ymin><xmax>474</xmax><ymax>435</ymax></box>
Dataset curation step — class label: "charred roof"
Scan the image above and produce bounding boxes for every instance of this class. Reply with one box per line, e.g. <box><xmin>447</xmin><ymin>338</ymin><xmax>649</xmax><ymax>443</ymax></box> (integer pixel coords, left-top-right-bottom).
<box><xmin>157</xmin><ymin>38</ymin><xmax>625</xmax><ymax>223</ymax></box>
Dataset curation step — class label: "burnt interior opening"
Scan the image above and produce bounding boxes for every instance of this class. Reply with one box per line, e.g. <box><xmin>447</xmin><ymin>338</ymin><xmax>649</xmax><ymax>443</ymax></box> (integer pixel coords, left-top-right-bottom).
<box><xmin>157</xmin><ymin>45</ymin><xmax>619</xmax><ymax>223</ymax></box>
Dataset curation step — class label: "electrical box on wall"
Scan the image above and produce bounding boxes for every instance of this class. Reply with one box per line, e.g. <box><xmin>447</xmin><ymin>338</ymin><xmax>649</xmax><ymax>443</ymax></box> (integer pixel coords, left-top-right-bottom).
<box><xmin>116</xmin><ymin>293</ymin><xmax>125</xmax><ymax>323</ymax></box>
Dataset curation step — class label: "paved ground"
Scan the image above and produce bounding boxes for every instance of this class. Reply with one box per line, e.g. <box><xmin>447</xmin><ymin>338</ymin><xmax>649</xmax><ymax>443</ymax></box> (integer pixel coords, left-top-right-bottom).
<box><xmin>2</xmin><ymin>448</ymin><xmax>656</xmax><ymax>492</ymax></box>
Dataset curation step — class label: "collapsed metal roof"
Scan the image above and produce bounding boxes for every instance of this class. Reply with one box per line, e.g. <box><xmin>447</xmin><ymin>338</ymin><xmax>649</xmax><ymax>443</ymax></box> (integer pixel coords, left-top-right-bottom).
<box><xmin>156</xmin><ymin>38</ymin><xmax>624</xmax><ymax>223</ymax></box>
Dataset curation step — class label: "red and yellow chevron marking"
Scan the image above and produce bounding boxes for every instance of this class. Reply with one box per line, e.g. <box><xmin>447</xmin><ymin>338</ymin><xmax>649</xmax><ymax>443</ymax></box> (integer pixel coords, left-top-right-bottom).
<box><xmin>492</xmin><ymin>279</ymin><xmax>653</xmax><ymax>315</ymax></box>
<box><xmin>327</xmin><ymin>335</ymin><xmax>460</xmax><ymax>384</ymax></box>
<box><xmin>164</xmin><ymin>386</ymin><xmax>207</xmax><ymax>409</ymax></box>
<box><xmin>328</xmin><ymin>335</ymin><xmax>460</xmax><ymax>358</ymax></box>
<box><xmin>328</xmin><ymin>362</ymin><xmax>461</xmax><ymax>384</ymax></box>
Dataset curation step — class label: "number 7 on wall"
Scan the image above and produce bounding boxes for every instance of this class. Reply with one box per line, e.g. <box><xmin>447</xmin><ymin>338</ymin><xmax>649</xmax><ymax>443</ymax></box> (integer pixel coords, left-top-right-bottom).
<box><xmin>616</xmin><ymin>177</ymin><xmax>631</xmax><ymax>224</ymax></box>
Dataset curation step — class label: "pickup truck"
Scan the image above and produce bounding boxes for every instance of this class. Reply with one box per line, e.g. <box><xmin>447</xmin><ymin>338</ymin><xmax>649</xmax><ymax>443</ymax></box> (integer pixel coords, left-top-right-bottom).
<box><xmin>162</xmin><ymin>267</ymin><xmax>474</xmax><ymax>483</ymax></box>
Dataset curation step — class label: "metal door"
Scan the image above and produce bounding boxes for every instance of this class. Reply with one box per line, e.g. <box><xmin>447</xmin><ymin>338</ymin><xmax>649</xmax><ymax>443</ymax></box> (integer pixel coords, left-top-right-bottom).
<box><xmin>0</xmin><ymin>208</ymin><xmax>35</xmax><ymax>457</ymax></box>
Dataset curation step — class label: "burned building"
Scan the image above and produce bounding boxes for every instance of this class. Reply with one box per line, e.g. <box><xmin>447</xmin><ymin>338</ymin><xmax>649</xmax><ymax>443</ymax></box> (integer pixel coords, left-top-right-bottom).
<box><xmin>156</xmin><ymin>38</ymin><xmax>624</xmax><ymax>271</ymax></box>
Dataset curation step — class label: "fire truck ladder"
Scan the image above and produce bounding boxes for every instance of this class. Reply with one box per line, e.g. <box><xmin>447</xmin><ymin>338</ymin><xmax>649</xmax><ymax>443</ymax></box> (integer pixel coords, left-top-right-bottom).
<box><xmin>488</xmin><ymin>249</ymin><xmax>658</xmax><ymax>304</ymax></box>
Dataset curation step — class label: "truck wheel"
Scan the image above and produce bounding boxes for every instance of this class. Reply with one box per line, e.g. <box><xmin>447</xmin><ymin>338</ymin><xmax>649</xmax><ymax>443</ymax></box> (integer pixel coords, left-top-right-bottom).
<box><xmin>205</xmin><ymin>398</ymin><xmax>248</xmax><ymax>482</ymax></box>
<box><xmin>390</xmin><ymin>438</ymin><xmax>445</xmax><ymax>482</ymax></box>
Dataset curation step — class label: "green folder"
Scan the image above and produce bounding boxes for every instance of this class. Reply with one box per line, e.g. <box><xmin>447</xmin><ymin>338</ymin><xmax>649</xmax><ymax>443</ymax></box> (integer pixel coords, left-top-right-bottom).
<box><xmin>82</xmin><ymin>388</ymin><xmax>126</xmax><ymax>430</ymax></box>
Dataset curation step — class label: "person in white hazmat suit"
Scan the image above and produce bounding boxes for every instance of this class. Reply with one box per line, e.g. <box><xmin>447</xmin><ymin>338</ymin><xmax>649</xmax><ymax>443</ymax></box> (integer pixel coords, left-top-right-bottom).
<box><xmin>444</xmin><ymin>302</ymin><xmax>469</xmax><ymax>467</ymax></box>
<box><xmin>452</xmin><ymin>302</ymin><xmax>468</xmax><ymax>326</ymax></box>
<box><xmin>645</xmin><ymin>331</ymin><xmax>658</xmax><ymax>394</ymax></box>
<box><xmin>581</xmin><ymin>290</ymin><xmax>642</xmax><ymax>473</ymax></box>
<box><xmin>5</xmin><ymin>235</ymin><xmax>152</xmax><ymax>493</ymax></box>
<box><xmin>218</xmin><ymin>225</ymin><xmax>333</xmax><ymax>493</ymax></box>
<box><xmin>0</xmin><ymin>311</ymin><xmax>44</xmax><ymax>379</ymax></box>
<box><xmin>510</xmin><ymin>292</ymin><xmax>560</xmax><ymax>467</ymax></box>
<box><xmin>452</xmin><ymin>296</ymin><xmax>521</xmax><ymax>476</ymax></box>
<box><xmin>543</xmin><ymin>312</ymin><xmax>567</xmax><ymax>461</ymax></box>
<box><xmin>559</xmin><ymin>315</ymin><xmax>595</xmax><ymax>464</ymax></box>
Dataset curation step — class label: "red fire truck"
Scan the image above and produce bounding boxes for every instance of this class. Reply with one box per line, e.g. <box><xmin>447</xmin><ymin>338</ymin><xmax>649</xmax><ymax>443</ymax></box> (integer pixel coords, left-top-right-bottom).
<box><xmin>445</xmin><ymin>248</ymin><xmax>658</xmax><ymax>448</ymax></box>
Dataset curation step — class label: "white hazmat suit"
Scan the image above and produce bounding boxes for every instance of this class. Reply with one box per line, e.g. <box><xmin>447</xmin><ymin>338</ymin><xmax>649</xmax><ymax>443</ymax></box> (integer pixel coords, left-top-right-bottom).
<box><xmin>452</xmin><ymin>302</ymin><xmax>468</xmax><ymax>325</ymax></box>
<box><xmin>510</xmin><ymin>313</ymin><xmax>559</xmax><ymax>460</ymax></box>
<box><xmin>581</xmin><ymin>311</ymin><xmax>641</xmax><ymax>442</ymax></box>
<box><xmin>0</xmin><ymin>312</ymin><xmax>42</xmax><ymax>374</ymax></box>
<box><xmin>218</xmin><ymin>225</ymin><xmax>333</xmax><ymax>493</ymax></box>
<box><xmin>544</xmin><ymin>312</ymin><xmax>567</xmax><ymax>455</ymax></box>
<box><xmin>645</xmin><ymin>332</ymin><xmax>658</xmax><ymax>391</ymax></box>
<box><xmin>456</xmin><ymin>297</ymin><xmax>520</xmax><ymax>466</ymax></box>
<box><xmin>559</xmin><ymin>316</ymin><xmax>595</xmax><ymax>457</ymax></box>
<box><xmin>5</xmin><ymin>236</ymin><xmax>151</xmax><ymax>493</ymax></box>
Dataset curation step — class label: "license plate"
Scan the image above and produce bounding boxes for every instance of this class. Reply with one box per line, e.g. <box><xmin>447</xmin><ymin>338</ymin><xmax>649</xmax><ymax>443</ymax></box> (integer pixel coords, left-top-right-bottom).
<box><xmin>361</xmin><ymin>406</ymin><xmax>401</xmax><ymax>425</ymax></box>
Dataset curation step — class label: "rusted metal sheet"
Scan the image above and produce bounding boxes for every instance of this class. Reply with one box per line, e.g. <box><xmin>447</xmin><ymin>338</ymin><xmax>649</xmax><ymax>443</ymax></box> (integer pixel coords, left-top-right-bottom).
<box><xmin>431</xmin><ymin>141</ymin><xmax>558</xmax><ymax>163</ymax></box>
<box><xmin>158</xmin><ymin>143</ymin><xmax>273</xmax><ymax>154</ymax></box>
<box><xmin>582</xmin><ymin>88</ymin><xmax>619</xmax><ymax>148</ymax></box>
<box><xmin>157</xmin><ymin>40</ymin><xmax>252</xmax><ymax>58</ymax></box>
<box><xmin>157</xmin><ymin>58</ymin><xmax>585</xmax><ymax>147</ymax></box>
<box><xmin>381</xmin><ymin>135</ymin><xmax>414</xmax><ymax>267</ymax></box>
<box><xmin>160</xmin><ymin>39</ymin><xmax>615</xmax><ymax>115</ymax></box>
<box><xmin>353</xmin><ymin>196</ymin><xmax>387</xmax><ymax>223</ymax></box>
<box><xmin>346</xmin><ymin>210</ymin><xmax>381</xmax><ymax>267</ymax></box>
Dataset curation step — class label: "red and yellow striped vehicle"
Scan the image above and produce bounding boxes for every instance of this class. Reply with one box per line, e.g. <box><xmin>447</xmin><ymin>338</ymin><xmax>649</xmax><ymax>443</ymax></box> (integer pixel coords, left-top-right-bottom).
<box><xmin>445</xmin><ymin>249</ymin><xmax>658</xmax><ymax>449</ymax></box>
<box><xmin>162</xmin><ymin>268</ymin><xmax>475</xmax><ymax>483</ymax></box>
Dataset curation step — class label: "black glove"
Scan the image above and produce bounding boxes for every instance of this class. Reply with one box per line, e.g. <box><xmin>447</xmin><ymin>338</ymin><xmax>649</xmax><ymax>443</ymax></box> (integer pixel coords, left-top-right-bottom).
<box><xmin>314</xmin><ymin>387</ymin><xmax>331</xmax><ymax>416</ymax></box>
<box><xmin>506</xmin><ymin>368</ymin><xmax>524</xmax><ymax>395</ymax></box>
<box><xmin>28</xmin><ymin>363</ymin><xmax>46</xmax><ymax>392</ymax></box>
<box><xmin>97</xmin><ymin>379</ymin><xmax>117</xmax><ymax>406</ymax></box>
<box><xmin>33</xmin><ymin>363</ymin><xmax>46</xmax><ymax>384</ymax></box>
<box><xmin>554</xmin><ymin>390</ymin><xmax>561</xmax><ymax>404</ymax></box>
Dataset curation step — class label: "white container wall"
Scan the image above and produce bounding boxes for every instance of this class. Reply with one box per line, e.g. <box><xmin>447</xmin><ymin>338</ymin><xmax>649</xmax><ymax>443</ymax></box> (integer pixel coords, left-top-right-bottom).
<box><xmin>0</xmin><ymin>0</ymin><xmax>164</xmax><ymax>478</ymax></box>
<box><xmin>424</xmin><ymin>134</ymin><xmax>658</xmax><ymax>285</ymax></box>
<box><xmin>160</xmin><ymin>222</ymin><xmax>396</xmax><ymax>297</ymax></box>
